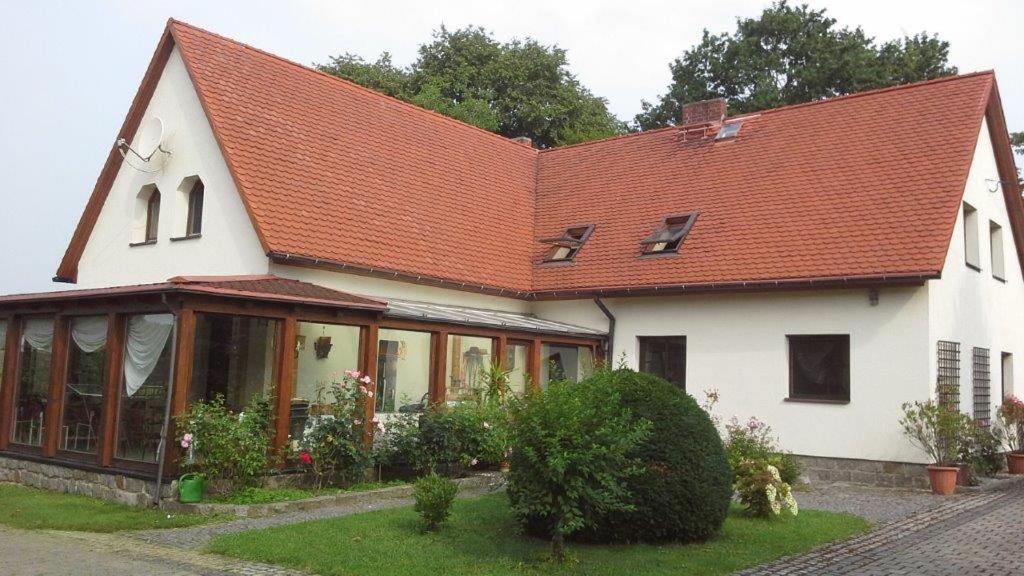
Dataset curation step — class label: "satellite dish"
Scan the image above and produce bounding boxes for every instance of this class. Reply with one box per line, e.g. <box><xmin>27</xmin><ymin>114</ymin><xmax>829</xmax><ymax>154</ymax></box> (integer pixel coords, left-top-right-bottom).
<box><xmin>136</xmin><ymin>116</ymin><xmax>166</xmax><ymax>160</ymax></box>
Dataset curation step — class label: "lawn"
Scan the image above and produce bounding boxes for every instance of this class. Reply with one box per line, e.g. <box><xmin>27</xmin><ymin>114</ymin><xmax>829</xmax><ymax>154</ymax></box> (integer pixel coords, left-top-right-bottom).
<box><xmin>208</xmin><ymin>480</ymin><xmax>408</xmax><ymax>505</ymax></box>
<box><xmin>0</xmin><ymin>484</ymin><xmax>220</xmax><ymax>532</ymax></box>
<box><xmin>208</xmin><ymin>493</ymin><xmax>869</xmax><ymax>575</ymax></box>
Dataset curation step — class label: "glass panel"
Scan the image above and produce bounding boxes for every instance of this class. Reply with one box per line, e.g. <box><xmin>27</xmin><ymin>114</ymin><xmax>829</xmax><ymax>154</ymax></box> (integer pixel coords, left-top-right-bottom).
<box><xmin>506</xmin><ymin>341</ymin><xmax>530</xmax><ymax>396</ymax></box>
<box><xmin>540</xmin><ymin>344</ymin><xmax>594</xmax><ymax>388</ymax></box>
<box><xmin>292</xmin><ymin>322</ymin><xmax>360</xmax><ymax>439</ymax></box>
<box><xmin>61</xmin><ymin>316</ymin><xmax>108</xmax><ymax>454</ymax></box>
<box><xmin>788</xmin><ymin>335</ymin><xmax>850</xmax><ymax>401</ymax></box>
<box><xmin>375</xmin><ymin>329</ymin><xmax>431</xmax><ymax>414</ymax></box>
<box><xmin>12</xmin><ymin>317</ymin><xmax>54</xmax><ymax>446</ymax></box>
<box><xmin>190</xmin><ymin>314</ymin><xmax>280</xmax><ymax>412</ymax></box>
<box><xmin>116</xmin><ymin>314</ymin><xmax>174</xmax><ymax>463</ymax></box>
<box><xmin>445</xmin><ymin>335</ymin><xmax>492</xmax><ymax>403</ymax></box>
<box><xmin>639</xmin><ymin>336</ymin><xmax>686</xmax><ymax>390</ymax></box>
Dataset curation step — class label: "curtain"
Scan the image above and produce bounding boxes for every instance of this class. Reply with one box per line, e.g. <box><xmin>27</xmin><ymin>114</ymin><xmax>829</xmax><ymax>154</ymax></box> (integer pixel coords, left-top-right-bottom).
<box><xmin>70</xmin><ymin>316</ymin><xmax>109</xmax><ymax>353</ymax></box>
<box><xmin>123</xmin><ymin>314</ymin><xmax>174</xmax><ymax>397</ymax></box>
<box><xmin>22</xmin><ymin>318</ymin><xmax>54</xmax><ymax>351</ymax></box>
<box><xmin>793</xmin><ymin>339</ymin><xmax>839</xmax><ymax>385</ymax></box>
<box><xmin>579</xmin><ymin>347</ymin><xmax>594</xmax><ymax>380</ymax></box>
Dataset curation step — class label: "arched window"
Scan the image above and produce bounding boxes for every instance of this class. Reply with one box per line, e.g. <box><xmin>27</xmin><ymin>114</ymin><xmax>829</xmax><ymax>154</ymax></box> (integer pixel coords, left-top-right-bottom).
<box><xmin>145</xmin><ymin>189</ymin><xmax>161</xmax><ymax>242</ymax></box>
<box><xmin>185</xmin><ymin>180</ymin><xmax>204</xmax><ymax>236</ymax></box>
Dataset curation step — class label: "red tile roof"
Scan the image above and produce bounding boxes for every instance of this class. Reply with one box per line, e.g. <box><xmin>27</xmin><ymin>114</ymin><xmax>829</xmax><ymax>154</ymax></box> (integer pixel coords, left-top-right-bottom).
<box><xmin>0</xmin><ymin>275</ymin><xmax>387</xmax><ymax>311</ymax></box>
<box><xmin>56</xmin><ymin>20</ymin><xmax>1024</xmax><ymax>299</ymax></box>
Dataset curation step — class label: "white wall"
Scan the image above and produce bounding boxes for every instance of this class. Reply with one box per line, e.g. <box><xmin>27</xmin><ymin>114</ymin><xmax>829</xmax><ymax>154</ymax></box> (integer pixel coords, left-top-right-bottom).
<box><xmin>928</xmin><ymin>118</ymin><xmax>1024</xmax><ymax>413</ymax></box>
<box><xmin>535</xmin><ymin>287</ymin><xmax>932</xmax><ymax>463</ymax></box>
<box><xmin>75</xmin><ymin>47</ymin><xmax>269</xmax><ymax>288</ymax></box>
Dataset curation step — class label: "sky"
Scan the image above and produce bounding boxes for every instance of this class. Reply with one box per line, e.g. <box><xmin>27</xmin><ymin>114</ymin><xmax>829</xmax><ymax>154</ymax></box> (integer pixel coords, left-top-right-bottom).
<box><xmin>0</xmin><ymin>0</ymin><xmax>1021</xmax><ymax>294</ymax></box>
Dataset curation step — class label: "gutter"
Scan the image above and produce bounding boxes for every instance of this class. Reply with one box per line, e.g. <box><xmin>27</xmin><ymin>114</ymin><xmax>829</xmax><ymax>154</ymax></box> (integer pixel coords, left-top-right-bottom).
<box><xmin>593</xmin><ymin>297</ymin><xmax>615</xmax><ymax>362</ymax></box>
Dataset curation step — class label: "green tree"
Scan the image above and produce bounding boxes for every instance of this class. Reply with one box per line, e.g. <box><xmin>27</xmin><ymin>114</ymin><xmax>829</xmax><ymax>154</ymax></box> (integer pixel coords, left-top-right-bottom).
<box><xmin>317</xmin><ymin>26</ymin><xmax>623</xmax><ymax>148</ymax></box>
<box><xmin>635</xmin><ymin>1</ymin><xmax>957</xmax><ymax>129</ymax></box>
<box><xmin>1011</xmin><ymin>132</ymin><xmax>1024</xmax><ymax>157</ymax></box>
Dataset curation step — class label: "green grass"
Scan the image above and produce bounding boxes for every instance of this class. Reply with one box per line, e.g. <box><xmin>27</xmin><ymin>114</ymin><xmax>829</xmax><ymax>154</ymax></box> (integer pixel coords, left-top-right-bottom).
<box><xmin>208</xmin><ymin>493</ymin><xmax>869</xmax><ymax>575</ymax></box>
<box><xmin>0</xmin><ymin>484</ymin><xmax>222</xmax><ymax>532</ymax></box>
<box><xmin>209</xmin><ymin>480</ymin><xmax>409</xmax><ymax>505</ymax></box>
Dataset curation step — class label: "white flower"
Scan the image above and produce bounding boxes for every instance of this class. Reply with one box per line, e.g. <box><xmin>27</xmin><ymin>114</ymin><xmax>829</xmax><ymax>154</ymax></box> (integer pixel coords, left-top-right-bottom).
<box><xmin>471</xmin><ymin>458</ymin><xmax>479</xmax><ymax>466</ymax></box>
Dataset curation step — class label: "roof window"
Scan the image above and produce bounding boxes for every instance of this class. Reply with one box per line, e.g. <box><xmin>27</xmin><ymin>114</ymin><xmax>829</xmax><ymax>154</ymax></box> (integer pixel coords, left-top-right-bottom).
<box><xmin>641</xmin><ymin>213</ymin><xmax>697</xmax><ymax>255</ymax></box>
<box><xmin>715</xmin><ymin>120</ymin><xmax>743</xmax><ymax>140</ymax></box>
<box><xmin>541</xmin><ymin>225</ymin><xmax>594</xmax><ymax>262</ymax></box>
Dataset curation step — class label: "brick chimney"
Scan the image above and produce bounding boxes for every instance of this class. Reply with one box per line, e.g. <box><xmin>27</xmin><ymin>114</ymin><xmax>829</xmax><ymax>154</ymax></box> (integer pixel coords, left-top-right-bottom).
<box><xmin>681</xmin><ymin>98</ymin><xmax>727</xmax><ymax>126</ymax></box>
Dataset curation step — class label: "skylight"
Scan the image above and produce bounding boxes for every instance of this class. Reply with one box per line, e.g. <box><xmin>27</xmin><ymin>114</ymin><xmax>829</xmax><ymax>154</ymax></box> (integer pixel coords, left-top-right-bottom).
<box><xmin>715</xmin><ymin>121</ymin><xmax>743</xmax><ymax>140</ymax></box>
<box><xmin>541</xmin><ymin>225</ymin><xmax>594</xmax><ymax>262</ymax></box>
<box><xmin>641</xmin><ymin>214</ymin><xmax>698</xmax><ymax>255</ymax></box>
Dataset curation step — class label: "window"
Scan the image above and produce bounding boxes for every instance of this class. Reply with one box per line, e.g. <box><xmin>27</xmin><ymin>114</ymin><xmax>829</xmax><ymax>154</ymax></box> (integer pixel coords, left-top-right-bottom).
<box><xmin>990</xmin><ymin>221</ymin><xmax>1005</xmax><ymax>281</ymax></box>
<box><xmin>964</xmin><ymin>202</ymin><xmax>980</xmax><ymax>270</ymax></box>
<box><xmin>1002</xmin><ymin>352</ymin><xmax>1014</xmax><ymax>399</ymax></box>
<box><xmin>376</xmin><ymin>329</ymin><xmax>431</xmax><ymax>413</ymax></box>
<box><xmin>292</xmin><ymin>322</ymin><xmax>360</xmax><ymax>439</ymax></box>
<box><xmin>639</xmin><ymin>336</ymin><xmax>686</xmax><ymax>390</ymax></box>
<box><xmin>787</xmin><ymin>335</ymin><xmax>850</xmax><ymax>402</ymax></box>
<box><xmin>445</xmin><ymin>335</ymin><xmax>493</xmax><ymax>403</ymax></box>
<box><xmin>715</xmin><ymin>120</ymin><xmax>743</xmax><ymax>140</ymax></box>
<box><xmin>12</xmin><ymin>317</ymin><xmax>54</xmax><ymax>446</ymax></box>
<box><xmin>145</xmin><ymin>188</ymin><xmax>161</xmax><ymax>242</ymax></box>
<box><xmin>972</xmin><ymin>347</ymin><xmax>991</xmax><ymax>425</ymax></box>
<box><xmin>189</xmin><ymin>314</ymin><xmax>280</xmax><ymax>412</ymax></box>
<box><xmin>540</xmin><ymin>344</ymin><xmax>594</xmax><ymax>388</ymax></box>
<box><xmin>0</xmin><ymin>320</ymin><xmax>7</xmax><ymax>388</ymax></box>
<box><xmin>541</xmin><ymin>225</ymin><xmax>594</xmax><ymax>262</ymax></box>
<box><xmin>506</xmin><ymin>340</ymin><xmax>531</xmax><ymax>396</ymax></box>
<box><xmin>641</xmin><ymin>213</ymin><xmax>698</xmax><ymax>255</ymax></box>
<box><xmin>185</xmin><ymin>180</ymin><xmax>204</xmax><ymax>237</ymax></box>
<box><xmin>60</xmin><ymin>316</ymin><xmax>108</xmax><ymax>454</ymax></box>
<box><xmin>937</xmin><ymin>340</ymin><xmax>961</xmax><ymax>410</ymax></box>
<box><xmin>116</xmin><ymin>314</ymin><xmax>174</xmax><ymax>463</ymax></box>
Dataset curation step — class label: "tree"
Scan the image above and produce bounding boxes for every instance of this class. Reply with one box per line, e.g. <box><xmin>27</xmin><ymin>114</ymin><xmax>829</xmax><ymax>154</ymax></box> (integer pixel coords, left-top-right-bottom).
<box><xmin>1011</xmin><ymin>132</ymin><xmax>1024</xmax><ymax>157</ymax></box>
<box><xmin>635</xmin><ymin>1</ymin><xmax>957</xmax><ymax>129</ymax></box>
<box><xmin>317</xmin><ymin>26</ymin><xmax>624</xmax><ymax>148</ymax></box>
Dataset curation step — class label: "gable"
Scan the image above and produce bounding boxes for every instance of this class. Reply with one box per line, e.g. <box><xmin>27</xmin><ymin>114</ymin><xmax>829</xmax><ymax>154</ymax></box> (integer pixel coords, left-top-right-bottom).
<box><xmin>73</xmin><ymin>46</ymin><xmax>268</xmax><ymax>288</ymax></box>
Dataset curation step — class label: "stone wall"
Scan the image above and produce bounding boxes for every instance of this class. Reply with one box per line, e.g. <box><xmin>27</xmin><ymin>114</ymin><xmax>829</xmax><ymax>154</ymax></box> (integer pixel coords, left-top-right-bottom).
<box><xmin>0</xmin><ymin>456</ymin><xmax>171</xmax><ymax>507</ymax></box>
<box><xmin>798</xmin><ymin>455</ymin><xmax>930</xmax><ymax>490</ymax></box>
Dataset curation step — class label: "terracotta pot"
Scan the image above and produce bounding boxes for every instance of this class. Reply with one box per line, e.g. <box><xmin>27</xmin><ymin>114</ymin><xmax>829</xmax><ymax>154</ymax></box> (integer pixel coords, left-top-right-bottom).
<box><xmin>926</xmin><ymin>465</ymin><xmax>959</xmax><ymax>495</ymax></box>
<box><xmin>1007</xmin><ymin>453</ymin><xmax>1024</xmax><ymax>475</ymax></box>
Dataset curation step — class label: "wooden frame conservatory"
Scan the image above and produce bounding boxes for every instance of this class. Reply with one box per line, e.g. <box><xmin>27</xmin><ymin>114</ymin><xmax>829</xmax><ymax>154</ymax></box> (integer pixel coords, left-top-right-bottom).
<box><xmin>0</xmin><ymin>275</ymin><xmax>604</xmax><ymax>481</ymax></box>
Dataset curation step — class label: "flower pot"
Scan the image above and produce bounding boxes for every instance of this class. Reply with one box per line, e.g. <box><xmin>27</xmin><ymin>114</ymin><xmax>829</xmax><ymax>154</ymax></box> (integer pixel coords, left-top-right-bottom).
<box><xmin>499</xmin><ymin>460</ymin><xmax>511</xmax><ymax>473</ymax></box>
<box><xmin>926</xmin><ymin>465</ymin><xmax>958</xmax><ymax>495</ymax></box>
<box><xmin>177</xmin><ymin>473</ymin><xmax>205</xmax><ymax>503</ymax></box>
<box><xmin>955</xmin><ymin>463</ymin><xmax>973</xmax><ymax>487</ymax></box>
<box><xmin>1007</xmin><ymin>453</ymin><xmax>1024</xmax><ymax>475</ymax></box>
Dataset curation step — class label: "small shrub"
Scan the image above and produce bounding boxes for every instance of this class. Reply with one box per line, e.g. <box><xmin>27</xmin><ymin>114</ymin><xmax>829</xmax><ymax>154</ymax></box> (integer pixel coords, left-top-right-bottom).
<box><xmin>996</xmin><ymin>396</ymin><xmax>1024</xmax><ymax>454</ymax></box>
<box><xmin>372</xmin><ymin>411</ymin><xmax>421</xmax><ymax>468</ymax></box>
<box><xmin>735</xmin><ymin>459</ymin><xmax>798</xmax><ymax>518</ymax></box>
<box><xmin>506</xmin><ymin>374</ymin><xmax>651</xmax><ymax>561</ymax></box>
<box><xmin>293</xmin><ymin>370</ymin><xmax>373</xmax><ymax>488</ymax></box>
<box><xmin>413</xmin><ymin>473</ymin><xmax>458</xmax><ymax>531</ymax></box>
<box><xmin>899</xmin><ymin>395</ymin><xmax>970</xmax><ymax>465</ymax></box>
<box><xmin>723</xmin><ymin>416</ymin><xmax>802</xmax><ymax>485</ymax></box>
<box><xmin>960</xmin><ymin>421</ymin><xmax>1003</xmax><ymax>479</ymax></box>
<box><xmin>176</xmin><ymin>395</ymin><xmax>272</xmax><ymax>484</ymax></box>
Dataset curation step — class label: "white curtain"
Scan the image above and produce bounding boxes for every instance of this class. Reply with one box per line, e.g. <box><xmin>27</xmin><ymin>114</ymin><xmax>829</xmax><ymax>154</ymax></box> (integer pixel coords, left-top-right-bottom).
<box><xmin>70</xmin><ymin>316</ymin><xmax>109</xmax><ymax>354</ymax></box>
<box><xmin>123</xmin><ymin>314</ymin><xmax>174</xmax><ymax>397</ymax></box>
<box><xmin>22</xmin><ymin>318</ymin><xmax>54</xmax><ymax>352</ymax></box>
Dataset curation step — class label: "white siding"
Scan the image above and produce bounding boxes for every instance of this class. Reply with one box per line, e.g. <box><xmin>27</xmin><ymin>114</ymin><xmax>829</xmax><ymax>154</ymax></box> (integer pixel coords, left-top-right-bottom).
<box><xmin>75</xmin><ymin>48</ymin><xmax>269</xmax><ymax>288</ymax></box>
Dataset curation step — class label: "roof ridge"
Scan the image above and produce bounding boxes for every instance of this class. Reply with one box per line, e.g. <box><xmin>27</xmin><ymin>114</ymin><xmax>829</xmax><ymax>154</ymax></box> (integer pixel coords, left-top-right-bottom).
<box><xmin>166</xmin><ymin>18</ymin><xmax>541</xmax><ymax>155</ymax></box>
<box><xmin>539</xmin><ymin>125</ymin><xmax>680</xmax><ymax>154</ymax></box>
<box><xmin>759</xmin><ymin>71</ymin><xmax>995</xmax><ymax>116</ymax></box>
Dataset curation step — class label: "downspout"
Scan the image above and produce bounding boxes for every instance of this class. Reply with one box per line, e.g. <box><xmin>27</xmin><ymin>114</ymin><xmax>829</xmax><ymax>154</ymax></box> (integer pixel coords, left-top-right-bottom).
<box><xmin>153</xmin><ymin>294</ymin><xmax>179</xmax><ymax>507</ymax></box>
<box><xmin>593</xmin><ymin>297</ymin><xmax>616</xmax><ymax>364</ymax></box>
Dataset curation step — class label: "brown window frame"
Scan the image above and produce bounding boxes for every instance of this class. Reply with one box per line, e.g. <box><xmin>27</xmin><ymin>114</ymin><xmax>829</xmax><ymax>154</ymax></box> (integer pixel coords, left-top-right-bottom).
<box><xmin>540</xmin><ymin>224</ymin><xmax>595</xmax><ymax>263</ymax></box>
<box><xmin>786</xmin><ymin>334</ymin><xmax>850</xmax><ymax>403</ymax></box>
<box><xmin>640</xmin><ymin>213</ymin><xmax>698</xmax><ymax>256</ymax></box>
<box><xmin>144</xmin><ymin>189</ymin><xmax>161</xmax><ymax>243</ymax></box>
<box><xmin>185</xmin><ymin>180</ymin><xmax>204</xmax><ymax>237</ymax></box>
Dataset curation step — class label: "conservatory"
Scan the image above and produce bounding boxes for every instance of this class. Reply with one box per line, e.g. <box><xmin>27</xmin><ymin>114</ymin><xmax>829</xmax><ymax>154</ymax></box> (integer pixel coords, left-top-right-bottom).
<box><xmin>0</xmin><ymin>275</ymin><xmax>603</xmax><ymax>480</ymax></box>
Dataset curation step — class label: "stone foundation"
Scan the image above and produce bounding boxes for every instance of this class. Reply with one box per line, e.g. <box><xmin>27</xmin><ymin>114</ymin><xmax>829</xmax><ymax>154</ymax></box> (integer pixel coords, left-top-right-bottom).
<box><xmin>0</xmin><ymin>455</ymin><xmax>171</xmax><ymax>507</ymax></box>
<box><xmin>798</xmin><ymin>455</ymin><xmax>930</xmax><ymax>490</ymax></box>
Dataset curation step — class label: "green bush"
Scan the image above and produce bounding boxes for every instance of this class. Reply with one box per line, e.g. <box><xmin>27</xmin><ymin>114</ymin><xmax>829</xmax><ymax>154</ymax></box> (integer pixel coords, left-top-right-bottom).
<box><xmin>506</xmin><ymin>374</ymin><xmax>651</xmax><ymax>561</ymax></box>
<box><xmin>176</xmin><ymin>395</ymin><xmax>272</xmax><ymax>484</ymax></box>
<box><xmin>735</xmin><ymin>459</ymin><xmax>798</xmax><ymax>518</ymax></box>
<box><xmin>293</xmin><ymin>371</ymin><xmax>373</xmax><ymax>488</ymax></box>
<box><xmin>723</xmin><ymin>416</ymin><xmax>802</xmax><ymax>485</ymax></box>
<box><xmin>575</xmin><ymin>370</ymin><xmax>733</xmax><ymax>543</ymax></box>
<box><xmin>960</xmin><ymin>421</ymin><xmax>1003</xmax><ymax>479</ymax></box>
<box><xmin>413</xmin><ymin>473</ymin><xmax>459</xmax><ymax>531</ymax></box>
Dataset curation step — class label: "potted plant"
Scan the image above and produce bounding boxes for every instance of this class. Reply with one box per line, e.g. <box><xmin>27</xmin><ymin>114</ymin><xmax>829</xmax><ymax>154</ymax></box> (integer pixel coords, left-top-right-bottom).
<box><xmin>899</xmin><ymin>396</ymin><xmax>968</xmax><ymax>495</ymax></box>
<box><xmin>996</xmin><ymin>396</ymin><xmax>1024</xmax><ymax>474</ymax></box>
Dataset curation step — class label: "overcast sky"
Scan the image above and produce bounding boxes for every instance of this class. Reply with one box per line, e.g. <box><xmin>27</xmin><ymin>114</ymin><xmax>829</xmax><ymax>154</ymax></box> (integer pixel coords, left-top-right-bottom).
<box><xmin>1</xmin><ymin>0</ymin><xmax>1021</xmax><ymax>294</ymax></box>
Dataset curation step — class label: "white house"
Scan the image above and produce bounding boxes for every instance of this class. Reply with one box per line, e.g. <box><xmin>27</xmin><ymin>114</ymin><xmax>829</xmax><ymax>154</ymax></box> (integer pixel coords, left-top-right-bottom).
<box><xmin>1</xmin><ymin>19</ymin><xmax>1021</xmax><ymax>497</ymax></box>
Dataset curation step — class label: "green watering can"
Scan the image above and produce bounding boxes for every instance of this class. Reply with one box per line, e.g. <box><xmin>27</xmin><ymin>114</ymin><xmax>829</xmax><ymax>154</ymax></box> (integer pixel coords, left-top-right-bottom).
<box><xmin>178</xmin><ymin>473</ymin><xmax>205</xmax><ymax>503</ymax></box>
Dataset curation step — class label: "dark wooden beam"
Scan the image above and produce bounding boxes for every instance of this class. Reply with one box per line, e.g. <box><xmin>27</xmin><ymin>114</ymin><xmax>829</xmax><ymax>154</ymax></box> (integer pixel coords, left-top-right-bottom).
<box><xmin>43</xmin><ymin>317</ymin><xmax>69</xmax><ymax>457</ymax></box>
<box><xmin>99</xmin><ymin>313</ymin><xmax>125</xmax><ymax>466</ymax></box>
<box><xmin>273</xmin><ymin>317</ymin><xmax>297</xmax><ymax>463</ymax></box>
<box><xmin>0</xmin><ymin>316</ymin><xmax>21</xmax><ymax>450</ymax></box>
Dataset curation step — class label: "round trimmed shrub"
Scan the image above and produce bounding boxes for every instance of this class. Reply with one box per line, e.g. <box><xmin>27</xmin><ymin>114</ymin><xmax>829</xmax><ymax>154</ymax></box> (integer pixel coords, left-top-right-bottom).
<box><xmin>510</xmin><ymin>368</ymin><xmax>732</xmax><ymax>543</ymax></box>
